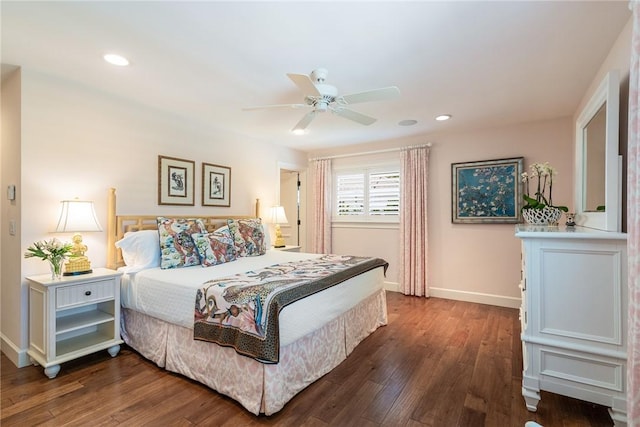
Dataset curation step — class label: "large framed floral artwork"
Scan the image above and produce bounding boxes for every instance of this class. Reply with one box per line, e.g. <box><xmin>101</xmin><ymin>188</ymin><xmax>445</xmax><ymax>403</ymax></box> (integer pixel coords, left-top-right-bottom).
<box><xmin>451</xmin><ymin>157</ymin><xmax>523</xmax><ymax>224</ymax></box>
<box><xmin>202</xmin><ymin>163</ymin><xmax>231</xmax><ymax>207</ymax></box>
<box><xmin>158</xmin><ymin>155</ymin><xmax>195</xmax><ymax>206</ymax></box>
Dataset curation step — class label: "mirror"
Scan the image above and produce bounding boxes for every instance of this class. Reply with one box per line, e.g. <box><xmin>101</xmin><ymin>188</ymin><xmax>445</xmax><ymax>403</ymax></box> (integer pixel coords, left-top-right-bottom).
<box><xmin>575</xmin><ymin>70</ymin><xmax>621</xmax><ymax>231</ymax></box>
<box><xmin>583</xmin><ymin>103</ymin><xmax>606</xmax><ymax>212</ymax></box>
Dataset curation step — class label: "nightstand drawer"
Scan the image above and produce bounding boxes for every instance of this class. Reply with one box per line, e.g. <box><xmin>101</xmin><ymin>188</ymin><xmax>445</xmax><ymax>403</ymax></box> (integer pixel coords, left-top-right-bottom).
<box><xmin>56</xmin><ymin>279</ymin><xmax>115</xmax><ymax>309</ymax></box>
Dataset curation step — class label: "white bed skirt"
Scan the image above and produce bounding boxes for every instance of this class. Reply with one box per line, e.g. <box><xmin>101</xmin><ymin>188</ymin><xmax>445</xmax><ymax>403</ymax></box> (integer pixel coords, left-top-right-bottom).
<box><xmin>121</xmin><ymin>288</ymin><xmax>387</xmax><ymax>415</ymax></box>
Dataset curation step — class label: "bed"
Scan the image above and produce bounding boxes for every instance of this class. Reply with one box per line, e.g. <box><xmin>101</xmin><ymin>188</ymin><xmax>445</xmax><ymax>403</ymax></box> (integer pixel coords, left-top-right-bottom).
<box><xmin>105</xmin><ymin>189</ymin><xmax>388</xmax><ymax>415</ymax></box>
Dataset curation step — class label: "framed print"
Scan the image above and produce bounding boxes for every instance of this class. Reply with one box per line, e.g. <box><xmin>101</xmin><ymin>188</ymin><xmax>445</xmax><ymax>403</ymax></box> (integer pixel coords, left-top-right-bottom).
<box><xmin>451</xmin><ymin>157</ymin><xmax>523</xmax><ymax>224</ymax></box>
<box><xmin>158</xmin><ymin>155</ymin><xmax>195</xmax><ymax>206</ymax></box>
<box><xmin>202</xmin><ymin>163</ymin><xmax>231</xmax><ymax>207</ymax></box>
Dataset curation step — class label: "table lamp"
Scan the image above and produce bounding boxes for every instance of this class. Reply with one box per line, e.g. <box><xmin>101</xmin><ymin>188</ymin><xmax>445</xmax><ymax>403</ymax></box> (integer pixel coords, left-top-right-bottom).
<box><xmin>55</xmin><ymin>199</ymin><xmax>103</xmax><ymax>275</ymax></box>
<box><xmin>269</xmin><ymin>206</ymin><xmax>288</xmax><ymax>248</ymax></box>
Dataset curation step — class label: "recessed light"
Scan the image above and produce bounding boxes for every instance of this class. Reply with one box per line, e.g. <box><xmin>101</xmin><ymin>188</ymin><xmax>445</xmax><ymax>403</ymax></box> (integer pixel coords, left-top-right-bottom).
<box><xmin>103</xmin><ymin>54</ymin><xmax>129</xmax><ymax>67</ymax></box>
<box><xmin>398</xmin><ymin>119</ymin><xmax>418</xmax><ymax>126</ymax></box>
<box><xmin>291</xmin><ymin>129</ymin><xmax>306</xmax><ymax>135</ymax></box>
<box><xmin>435</xmin><ymin>114</ymin><xmax>452</xmax><ymax>121</ymax></box>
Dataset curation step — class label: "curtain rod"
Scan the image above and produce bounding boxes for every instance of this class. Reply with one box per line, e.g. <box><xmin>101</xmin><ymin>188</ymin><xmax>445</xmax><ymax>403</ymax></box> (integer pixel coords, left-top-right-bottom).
<box><xmin>308</xmin><ymin>143</ymin><xmax>431</xmax><ymax>162</ymax></box>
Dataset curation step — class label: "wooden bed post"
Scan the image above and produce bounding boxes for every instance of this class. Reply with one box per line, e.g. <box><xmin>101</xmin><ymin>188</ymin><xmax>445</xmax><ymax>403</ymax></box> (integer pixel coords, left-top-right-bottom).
<box><xmin>256</xmin><ymin>198</ymin><xmax>260</xmax><ymax>218</ymax></box>
<box><xmin>107</xmin><ymin>188</ymin><xmax>116</xmax><ymax>270</ymax></box>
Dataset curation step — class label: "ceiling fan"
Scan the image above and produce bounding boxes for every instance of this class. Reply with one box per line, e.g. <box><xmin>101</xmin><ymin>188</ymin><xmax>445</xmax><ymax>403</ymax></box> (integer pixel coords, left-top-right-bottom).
<box><xmin>243</xmin><ymin>68</ymin><xmax>400</xmax><ymax>133</ymax></box>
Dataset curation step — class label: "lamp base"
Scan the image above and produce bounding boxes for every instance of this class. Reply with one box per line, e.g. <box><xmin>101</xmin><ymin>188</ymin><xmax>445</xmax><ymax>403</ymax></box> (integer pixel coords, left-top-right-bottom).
<box><xmin>273</xmin><ymin>224</ymin><xmax>286</xmax><ymax>248</ymax></box>
<box><xmin>63</xmin><ymin>269</ymin><xmax>93</xmax><ymax>276</ymax></box>
<box><xmin>64</xmin><ymin>254</ymin><xmax>92</xmax><ymax>276</ymax></box>
<box><xmin>273</xmin><ymin>236</ymin><xmax>287</xmax><ymax>248</ymax></box>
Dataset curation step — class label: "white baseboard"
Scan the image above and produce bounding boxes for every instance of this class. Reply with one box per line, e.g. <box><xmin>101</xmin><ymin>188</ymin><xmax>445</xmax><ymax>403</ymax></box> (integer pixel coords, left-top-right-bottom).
<box><xmin>1</xmin><ymin>333</ymin><xmax>30</xmax><ymax>368</ymax></box>
<box><xmin>383</xmin><ymin>281</ymin><xmax>401</xmax><ymax>292</ymax></box>
<box><xmin>384</xmin><ymin>282</ymin><xmax>521</xmax><ymax>309</ymax></box>
<box><xmin>429</xmin><ymin>287</ymin><xmax>521</xmax><ymax>309</ymax></box>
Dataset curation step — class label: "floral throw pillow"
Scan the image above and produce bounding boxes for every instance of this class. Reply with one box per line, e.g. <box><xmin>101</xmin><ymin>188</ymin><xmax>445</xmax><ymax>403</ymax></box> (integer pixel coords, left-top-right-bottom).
<box><xmin>227</xmin><ymin>218</ymin><xmax>266</xmax><ymax>257</ymax></box>
<box><xmin>191</xmin><ymin>229</ymin><xmax>237</xmax><ymax>267</ymax></box>
<box><xmin>157</xmin><ymin>217</ymin><xmax>207</xmax><ymax>269</ymax></box>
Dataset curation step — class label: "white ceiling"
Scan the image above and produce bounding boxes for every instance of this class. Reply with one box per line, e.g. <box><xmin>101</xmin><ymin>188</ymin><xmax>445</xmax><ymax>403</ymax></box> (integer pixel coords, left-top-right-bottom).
<box><xmin>1</xmin><ymin>1</ymin><xmax>631</xmax><ymax>152</ymax></box>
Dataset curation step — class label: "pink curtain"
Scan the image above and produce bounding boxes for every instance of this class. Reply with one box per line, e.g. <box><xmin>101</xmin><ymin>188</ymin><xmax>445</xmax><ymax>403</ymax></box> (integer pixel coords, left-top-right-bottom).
<box><xmin>399</xmin><ymin>146</ymin><xmax>430</xmax><ymax>296</ymax></box>
<box><xmin>628</xmin><ymin>3</ymin><xmax>640</xmax><ymax>424</ymax></box>
<box><xmin>311</xmin><ymin>159</ymin><xmax>332</xmax><ymax>254</ymax></box>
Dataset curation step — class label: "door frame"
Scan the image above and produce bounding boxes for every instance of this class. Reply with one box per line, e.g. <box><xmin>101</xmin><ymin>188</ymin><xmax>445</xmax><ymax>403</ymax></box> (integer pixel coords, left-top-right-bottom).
<box><xmin>277</xmin><ymin>161</ymin><xmax>307</xmax><ymax>250</ymax></box>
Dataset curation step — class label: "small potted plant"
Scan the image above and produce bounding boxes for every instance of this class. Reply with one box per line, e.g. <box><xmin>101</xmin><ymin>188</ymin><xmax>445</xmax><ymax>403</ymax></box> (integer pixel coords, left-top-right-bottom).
<box><xmin>24</xmin><ymin>238</ymin><xmax>73</xmax><ymax>280</ymax></box>
<box><xmin>521</xmin><ymin>162</ymin><xmax>568</xmax><ymax>225</ymax></box>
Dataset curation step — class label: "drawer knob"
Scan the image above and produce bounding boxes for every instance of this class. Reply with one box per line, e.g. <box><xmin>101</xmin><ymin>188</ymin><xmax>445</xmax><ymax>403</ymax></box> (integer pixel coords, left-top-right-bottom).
<box><xmin>85</xmin><ymin>290</ymin><xmax>92</xmax><ymax>296</ymax></box>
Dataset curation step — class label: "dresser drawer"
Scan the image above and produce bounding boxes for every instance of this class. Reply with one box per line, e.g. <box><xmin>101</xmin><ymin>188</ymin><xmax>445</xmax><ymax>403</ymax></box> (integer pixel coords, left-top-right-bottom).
<box><xmin>56</xmin><ymin>279</ymin><xmax>115</xmax><ymax>309</ymax></box>
<box><xmin>537</xmin><ymin>345</ymin><xmax>625</xmax><ymax>393</ymax></box>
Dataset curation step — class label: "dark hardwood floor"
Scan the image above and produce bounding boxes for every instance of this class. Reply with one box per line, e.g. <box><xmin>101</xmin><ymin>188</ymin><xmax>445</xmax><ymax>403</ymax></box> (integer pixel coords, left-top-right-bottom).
<box><xmin>2</xmin><ymin>292</ymin><xmax>612</xmax><ymax>426</ymax></box>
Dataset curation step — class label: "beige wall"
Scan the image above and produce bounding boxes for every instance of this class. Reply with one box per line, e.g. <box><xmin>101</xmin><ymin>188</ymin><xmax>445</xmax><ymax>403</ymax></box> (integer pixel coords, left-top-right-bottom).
<box><xmin>330</xmin><ymin>150</ymin><xmax>402</xmax><ymax>287</ymax></box>
<box><xmin>2</xmin><ymin>15</ymin><xmax>631</xmax><ymax>368</ymax></box>
<box><xmin>1</xmin><ymin>68</ymin><xmax>24</xmax><ymax>366</ymax></box>
<box><xmin>307</xmin><ymin>17</ymin><xmax>632</xmax><ymax>308</ymax></box>
<box><xmin>309</xmin><ymin>117</ymin><xmax>573</xmax><ymax>307</ymax></box>
<box><xmin>429</xmin><ymin>118</ymin><xmax>573</xmax><ymax>306</ymax></box>
<box><xmin>1</xmin><ymin>68</ymin><xmax>307</xmax><ymax>366</ymax></box>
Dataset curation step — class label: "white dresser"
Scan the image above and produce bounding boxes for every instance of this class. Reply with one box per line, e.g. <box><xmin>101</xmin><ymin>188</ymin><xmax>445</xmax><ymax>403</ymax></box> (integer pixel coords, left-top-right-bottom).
<box><xmin>515</xmin><ymin>225</ymin><xmax>628</xmax><ymax>426</ymax></box>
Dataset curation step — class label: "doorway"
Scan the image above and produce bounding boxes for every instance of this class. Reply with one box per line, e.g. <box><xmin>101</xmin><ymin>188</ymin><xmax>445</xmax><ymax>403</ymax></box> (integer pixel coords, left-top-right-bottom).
<box><xmin>279</xmin><ymin>167</ymin><xmax>306</xmax><ymax>250</ymax></box>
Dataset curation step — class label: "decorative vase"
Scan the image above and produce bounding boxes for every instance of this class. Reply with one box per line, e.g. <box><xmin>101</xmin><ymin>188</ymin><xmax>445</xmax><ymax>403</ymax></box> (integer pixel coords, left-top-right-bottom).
<box><xmin>48</xmin><ymin>257</ymin><xmax>64</xmax><ymax>280</ymax></box>
<box><xmin>522</xmin><ymin>206</ymin><xmax>563</xmax><ymax>226</ymax></box>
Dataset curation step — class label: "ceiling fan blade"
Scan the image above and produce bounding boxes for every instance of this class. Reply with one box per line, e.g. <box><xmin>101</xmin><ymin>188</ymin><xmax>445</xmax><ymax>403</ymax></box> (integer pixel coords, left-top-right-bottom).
<box><xmin>332</xmin><ymin>107</ymin><xmax>377</xmax><ymax>125</ymax></box>
<box><xmin>287</xmin><ymin>73</ymin><xmax>321</xmax><ymax>96</ymax></box>
<box><xmin>242</xmin><ymin>104</ymin><xmax>307</xmax><ymax>111</ymax></box>
<box><xmin>340</xmin><ymin>86</ymin><xmax>400</xmax><ymax>105</ymax></box>
<box><xmin>292</xmin><ymin>111</ymin><xmax>316</xmax><ymax>132</ymax></box>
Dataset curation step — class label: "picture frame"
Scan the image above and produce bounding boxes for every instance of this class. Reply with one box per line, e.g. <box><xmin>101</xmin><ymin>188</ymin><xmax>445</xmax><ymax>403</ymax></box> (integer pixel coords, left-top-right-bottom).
<box><xmin>158</xmin><ymin>155</ymin><xmax>195</xmax><ymax>206</ymax></box>
<box><xmin>202</xmin><ymin>163</ymin><xmax>231</xmax><ymax>207</ymax></box>
<box><xmin>451</xmin><ymin>157</ymin><xmax>523</xmax><ymax>224</ymax></box>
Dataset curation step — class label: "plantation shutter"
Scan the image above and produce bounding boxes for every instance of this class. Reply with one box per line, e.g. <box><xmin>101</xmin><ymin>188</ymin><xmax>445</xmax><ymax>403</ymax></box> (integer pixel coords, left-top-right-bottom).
<box><xmin>369</xmin><ymin>171</ymin><xmax>400</xmax><ymax>215</ymax></box>
<box><xmin>336</xmin><ymin>173</ymin><xmax>365</xmax><ymax>216</ymax></box>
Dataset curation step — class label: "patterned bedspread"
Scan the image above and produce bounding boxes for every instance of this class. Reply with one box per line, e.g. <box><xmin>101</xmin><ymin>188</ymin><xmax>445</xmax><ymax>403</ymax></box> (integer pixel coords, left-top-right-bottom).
<box><xmin>193</xmin><ymin>254</ymin><xmax>388</xmax><ymax>363</ymax></box>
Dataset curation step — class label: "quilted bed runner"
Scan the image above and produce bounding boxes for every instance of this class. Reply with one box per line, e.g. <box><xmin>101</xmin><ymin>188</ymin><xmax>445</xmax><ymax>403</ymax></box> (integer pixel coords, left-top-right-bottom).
<box><xmin>193</xmin><ymin>254</ymin><xmax>388</xmax><ymax>363</ymax></box>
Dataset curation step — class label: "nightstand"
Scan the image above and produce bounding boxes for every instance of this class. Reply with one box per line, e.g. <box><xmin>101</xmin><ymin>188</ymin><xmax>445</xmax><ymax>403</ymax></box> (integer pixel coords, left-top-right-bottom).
<box><xmin>273</xmin><ymin>245</ymin><xmax>301</xmax><ymax>252</ymax></box>
<box><xmin>27</xmin><ymin>268</ymin><xmax>123</xmax><ymax>379</ymax></box>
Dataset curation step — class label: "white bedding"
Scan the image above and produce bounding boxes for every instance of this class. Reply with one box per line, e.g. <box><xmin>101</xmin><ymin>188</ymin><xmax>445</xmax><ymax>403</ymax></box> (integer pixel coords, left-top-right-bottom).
<box><xmin>120</xmin><ymin>250</ymin><xmax>385</xmax><ymax>346</ymax></box>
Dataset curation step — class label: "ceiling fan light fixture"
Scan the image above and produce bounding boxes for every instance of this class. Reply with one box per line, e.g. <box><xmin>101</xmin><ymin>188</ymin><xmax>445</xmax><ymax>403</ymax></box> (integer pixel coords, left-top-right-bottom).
<box><xmin>103</xmin><ymin>53</ymin><xmax>129</xmax><ymax>66</ymax></box>
<box><xmin>316</xmin><ymin>101</ymin><xmax>329</xmax><ymax>112</ymax></box>
<box><xmin>244</xmin><ymin>68</ymin><xmax>398</xmax><ymax>132</ymax></box>
<box><xmin>435</xmin><ymin>114</ymin><xmax>452</xmax><ymax>121</ymax></box>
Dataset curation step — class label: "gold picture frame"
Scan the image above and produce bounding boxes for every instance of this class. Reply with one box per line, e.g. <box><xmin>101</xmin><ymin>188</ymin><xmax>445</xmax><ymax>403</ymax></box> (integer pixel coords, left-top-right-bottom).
<box><xmin>158</xmin><ymin>155</ymin><xmax>195</xmax><ymax>206</ymax></box>
<box><xmin>202</xmin><ymin>162</ymin><xmax>231</xmax><ymax>207</ymax></box>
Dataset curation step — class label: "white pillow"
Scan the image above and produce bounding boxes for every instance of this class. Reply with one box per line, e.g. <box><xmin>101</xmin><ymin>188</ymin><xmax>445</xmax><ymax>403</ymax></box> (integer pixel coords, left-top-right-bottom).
<box><xmin>262</xmin><ymin>223</ymin><xmax>271</xmax><ymax>248</ymax></box>
<box><xmin>115</xmin><ymin>230</ymin><xmax>161</xmax><ymax>272</ymax></box>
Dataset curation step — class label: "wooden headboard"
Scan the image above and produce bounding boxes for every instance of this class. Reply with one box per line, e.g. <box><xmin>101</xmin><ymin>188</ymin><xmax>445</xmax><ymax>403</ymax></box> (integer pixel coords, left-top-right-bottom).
<box><xmin>106</xmin><ymin>188</ymin><xmax>259</xmax><ymax>270</ymax></box>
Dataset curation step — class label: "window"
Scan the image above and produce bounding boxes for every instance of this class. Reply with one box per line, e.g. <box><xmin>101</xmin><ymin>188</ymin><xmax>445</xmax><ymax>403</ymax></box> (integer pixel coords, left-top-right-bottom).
<box><xmin>334</xmin><ymin>167</ymin><xmax>400</xmax><ymax>221</ymax></box>
<box><xmin>336</xmin><ymin>173</ymin><xmax>365</xmax><ymax>215</ymax></box>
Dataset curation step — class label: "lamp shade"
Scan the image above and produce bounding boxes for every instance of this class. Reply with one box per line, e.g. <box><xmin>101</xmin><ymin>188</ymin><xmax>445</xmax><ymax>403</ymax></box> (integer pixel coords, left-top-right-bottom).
<box><xmin>55</xmin><ymin>200</ymin><xmax>103</xmax><ymax>232</ymax></box>
<box><xmin>269</xmin><ymin>206</ymin><xmax>288</xmax><ymax>225</ymax></box>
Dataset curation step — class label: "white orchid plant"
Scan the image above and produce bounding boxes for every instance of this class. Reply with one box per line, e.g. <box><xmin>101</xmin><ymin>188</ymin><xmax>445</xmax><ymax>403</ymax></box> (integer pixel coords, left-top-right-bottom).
<box><xmin>521</xmin><ymin>162</ymin><xmax>568</xmax><ymax>212</ymax></box>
